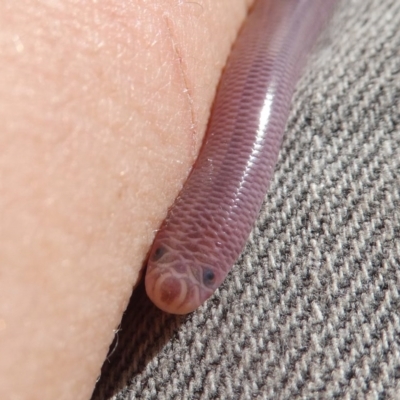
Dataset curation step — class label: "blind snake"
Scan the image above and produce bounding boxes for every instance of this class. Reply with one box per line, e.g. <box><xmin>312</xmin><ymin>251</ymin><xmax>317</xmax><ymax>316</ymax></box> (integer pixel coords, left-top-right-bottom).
<box><xmin>145</xmin><ymin>0</ymin><xmax>337</xmax><ymax>314</ymax></box>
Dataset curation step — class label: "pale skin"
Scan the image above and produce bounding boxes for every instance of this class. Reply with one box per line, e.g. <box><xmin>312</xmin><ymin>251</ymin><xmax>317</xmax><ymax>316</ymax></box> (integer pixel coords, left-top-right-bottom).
<box><xmin>0</xmin><ymin>1</ymin><xmax>254</xmax><ymax>399</ymax></box>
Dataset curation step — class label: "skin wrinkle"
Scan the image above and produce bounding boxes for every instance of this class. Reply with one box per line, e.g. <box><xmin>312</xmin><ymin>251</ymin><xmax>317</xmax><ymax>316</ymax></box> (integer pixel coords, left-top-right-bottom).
<box><xmin>164</xmin><ymin>13</ymin><xmax>198</xmax><ymax>158</ymax></box>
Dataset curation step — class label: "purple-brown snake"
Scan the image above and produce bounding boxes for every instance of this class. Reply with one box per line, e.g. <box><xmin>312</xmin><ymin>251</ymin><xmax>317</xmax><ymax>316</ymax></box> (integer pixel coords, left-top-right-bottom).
<box><xmin>145</xmin><ymin>0</ymin><xmax>337</xmax><ymax>314</ymax></box>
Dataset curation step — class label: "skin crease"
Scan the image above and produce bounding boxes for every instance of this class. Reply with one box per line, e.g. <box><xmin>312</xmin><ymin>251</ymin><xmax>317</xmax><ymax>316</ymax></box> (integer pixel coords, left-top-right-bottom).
<box><xmin>0</xmin><ymin>0</ymin><xmax>254</xmax><ymax>399</ymax></box>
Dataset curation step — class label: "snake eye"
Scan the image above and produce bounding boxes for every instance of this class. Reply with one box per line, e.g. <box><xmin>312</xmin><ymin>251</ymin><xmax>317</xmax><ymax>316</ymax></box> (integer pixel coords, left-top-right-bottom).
<box><xmin>202</xmin><ymin>268</ymin><xmax>216</xmax><ymax>287</ymax></box>
<box><xmin>151</xmin><ymin>246</ymin><xmax>167</xmax><ymax>262</ymax></box>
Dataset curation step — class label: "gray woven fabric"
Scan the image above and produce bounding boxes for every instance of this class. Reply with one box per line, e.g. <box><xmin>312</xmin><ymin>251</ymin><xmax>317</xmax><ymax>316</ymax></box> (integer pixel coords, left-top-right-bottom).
<box><xmin>91</xmin><ymin>0</ymin><xmax>400</xmax><ymax>398</ymax></box>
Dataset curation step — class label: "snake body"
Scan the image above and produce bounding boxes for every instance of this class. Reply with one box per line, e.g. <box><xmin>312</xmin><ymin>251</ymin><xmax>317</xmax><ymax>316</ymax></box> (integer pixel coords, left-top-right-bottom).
<box><xmin>145</xmin><ymin>0</ymin><xmax>337</xmax><ymax>314</ymax></box>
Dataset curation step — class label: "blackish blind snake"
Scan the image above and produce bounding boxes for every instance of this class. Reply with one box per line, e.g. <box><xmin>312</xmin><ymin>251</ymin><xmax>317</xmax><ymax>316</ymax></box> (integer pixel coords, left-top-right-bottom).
<box><xmin>145</xmin><ymin>0</ymin><xmax>338</xmax><ymax>314</ymax></box>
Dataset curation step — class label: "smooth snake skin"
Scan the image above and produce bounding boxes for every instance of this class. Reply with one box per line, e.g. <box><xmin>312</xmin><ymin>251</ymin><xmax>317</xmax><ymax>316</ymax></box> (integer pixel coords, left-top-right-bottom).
<box><xmin>145</xmin><ymin>0</ymin><xmax>337</xmax><ymax>314</ymax></box>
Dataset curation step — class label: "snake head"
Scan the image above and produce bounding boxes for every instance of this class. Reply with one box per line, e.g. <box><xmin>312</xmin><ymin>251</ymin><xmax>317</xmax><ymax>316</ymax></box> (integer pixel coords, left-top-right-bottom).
<box><xmin>145</xmin><ymin>242</ymin><xmax>221</xmax><ymax>314</ymax></box>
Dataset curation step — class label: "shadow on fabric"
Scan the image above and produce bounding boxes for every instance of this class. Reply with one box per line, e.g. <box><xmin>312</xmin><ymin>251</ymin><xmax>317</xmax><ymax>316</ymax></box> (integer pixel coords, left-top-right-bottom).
<box><xmin>90</xmin><ymin>279</ymin><xmax>185</xmax><ymax>400</ymax></box>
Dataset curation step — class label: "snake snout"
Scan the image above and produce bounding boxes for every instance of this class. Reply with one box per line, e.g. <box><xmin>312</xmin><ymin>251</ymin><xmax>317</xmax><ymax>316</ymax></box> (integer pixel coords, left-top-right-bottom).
<box><xmin>145</xmin><ymin>270</ymin><xmax>200</xmax><ymax>314</ymax></box>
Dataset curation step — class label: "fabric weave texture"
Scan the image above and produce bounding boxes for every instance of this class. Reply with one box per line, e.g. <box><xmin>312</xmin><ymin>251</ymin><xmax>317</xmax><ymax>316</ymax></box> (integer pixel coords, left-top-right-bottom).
<box><xmin>92</xmin><ymin>0</ymin><xmax>400</xmax><ymax>398</ymax></box>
